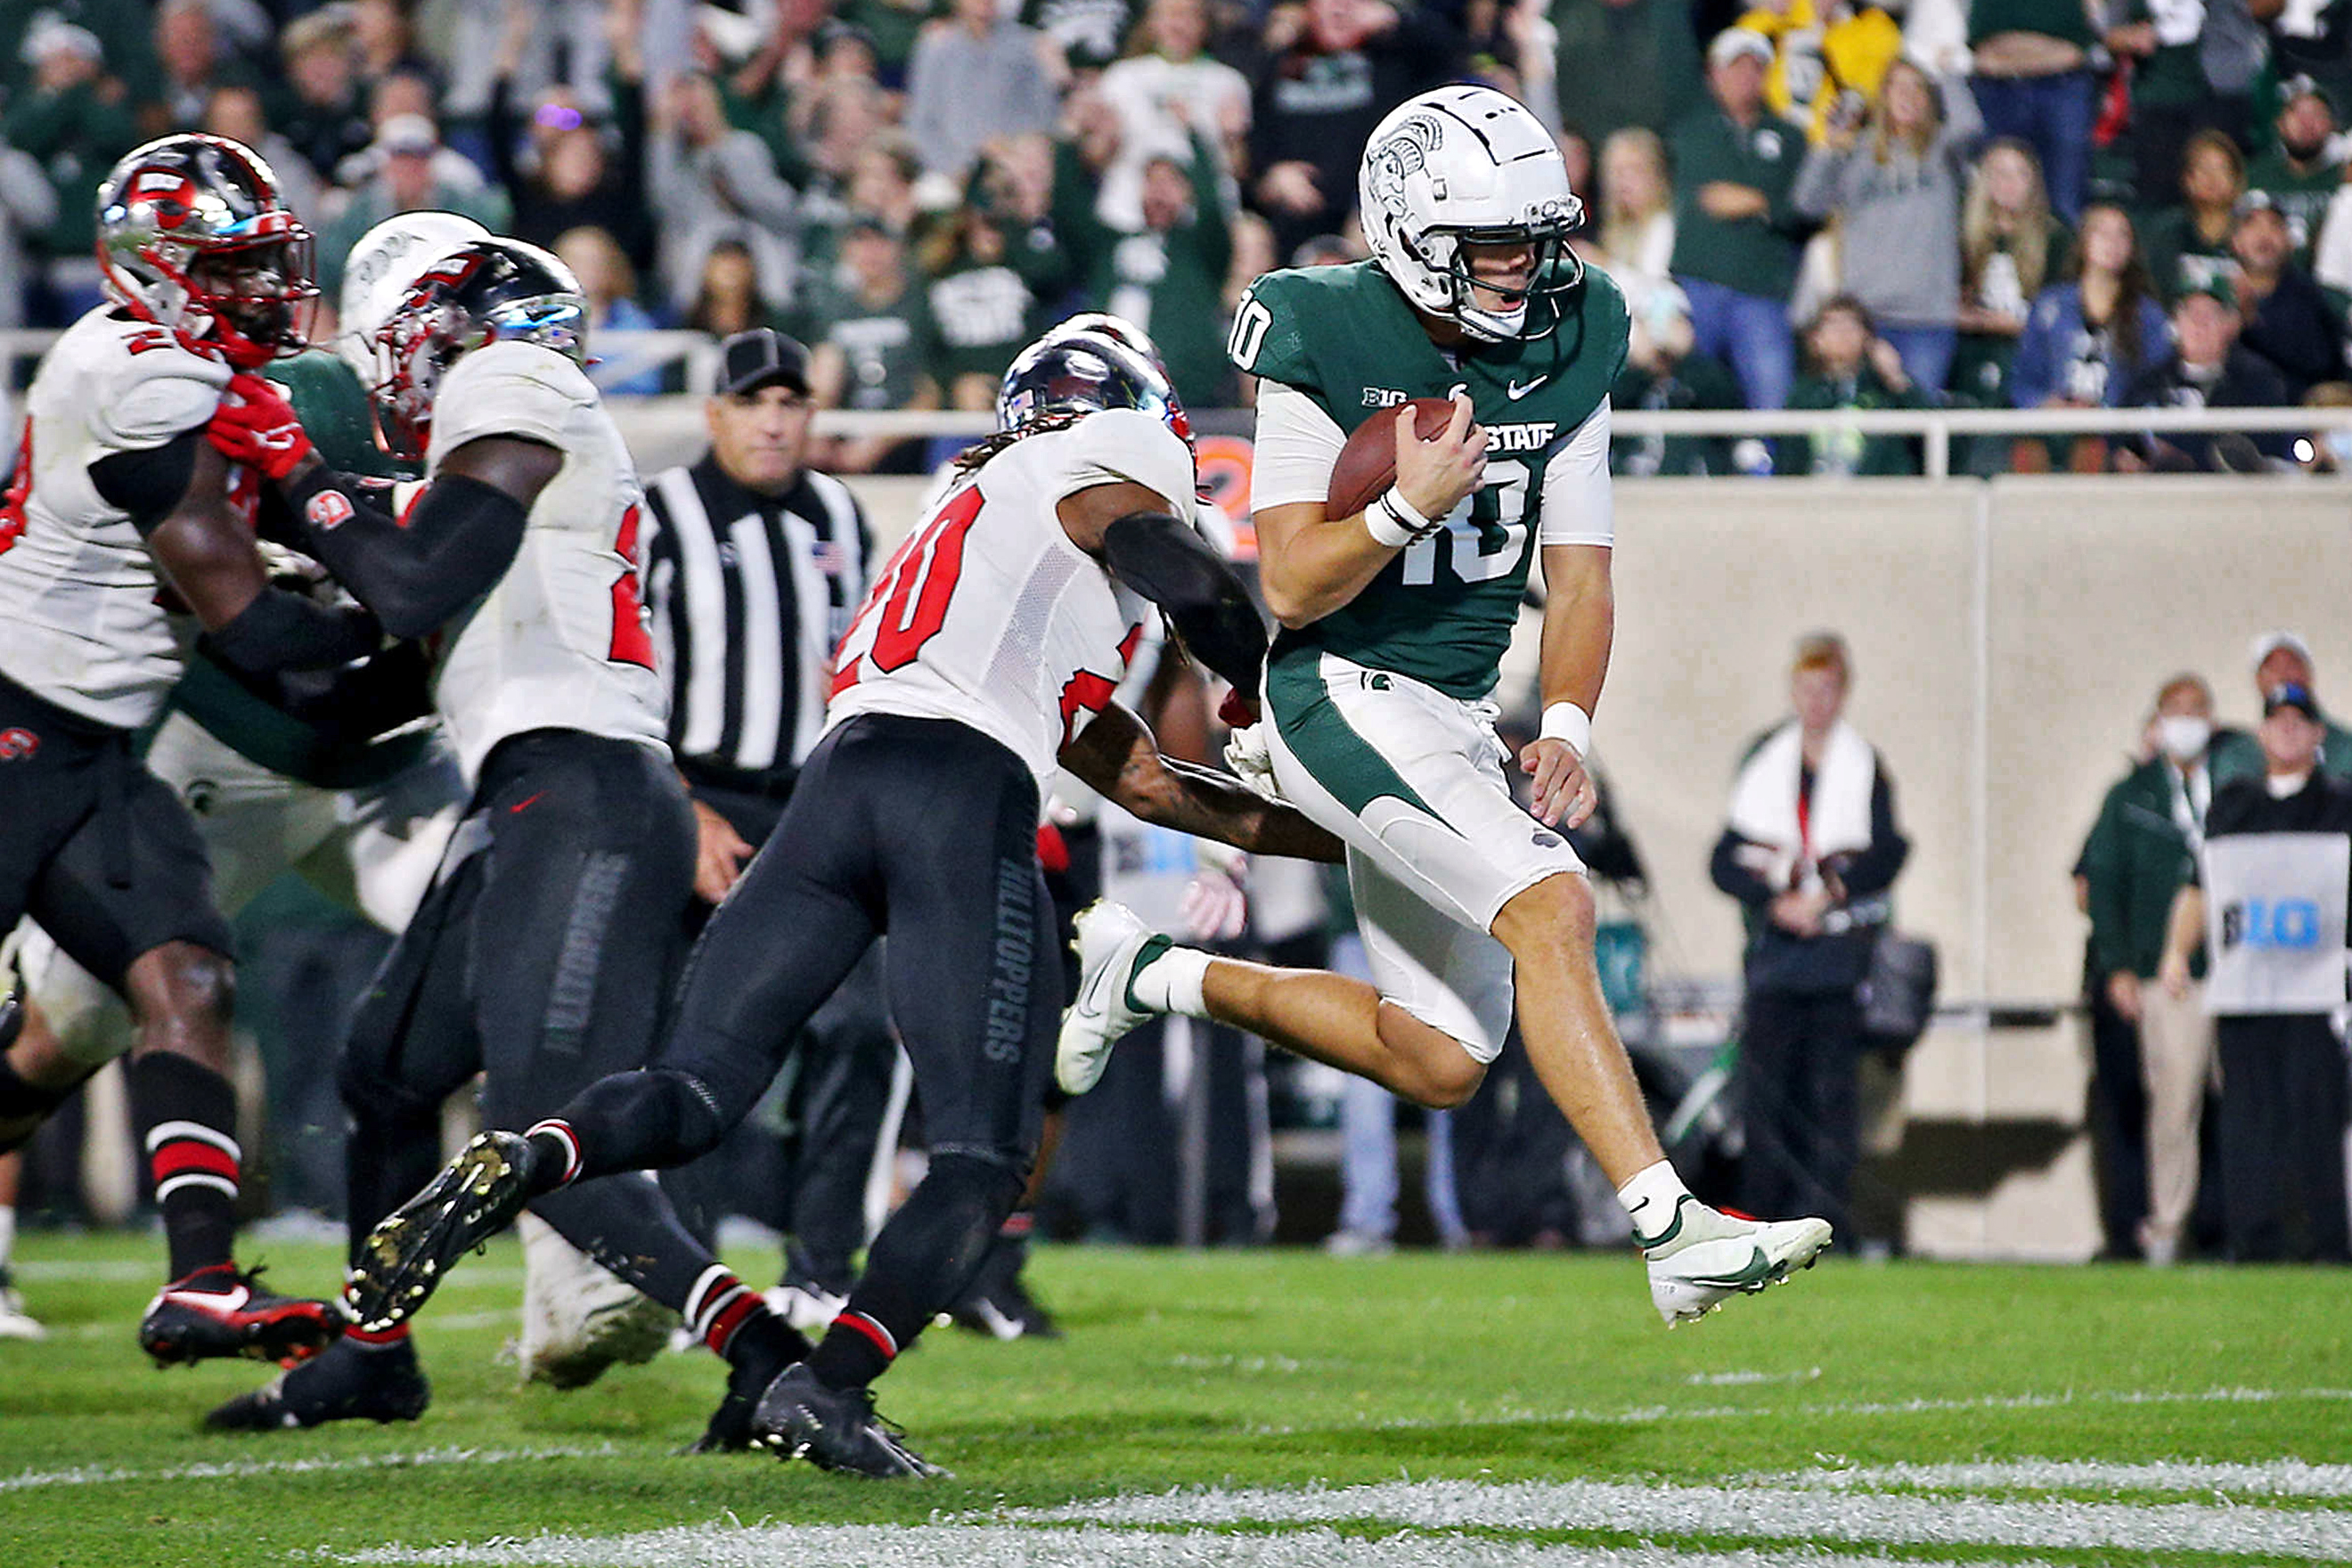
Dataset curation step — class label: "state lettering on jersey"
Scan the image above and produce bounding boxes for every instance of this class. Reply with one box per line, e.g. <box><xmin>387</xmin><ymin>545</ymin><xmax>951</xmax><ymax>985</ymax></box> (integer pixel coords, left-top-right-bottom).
<box><xmin>1232</xmin><ymin>257</ymin><xmax>1629</xmax><ymax>699</ymax></box>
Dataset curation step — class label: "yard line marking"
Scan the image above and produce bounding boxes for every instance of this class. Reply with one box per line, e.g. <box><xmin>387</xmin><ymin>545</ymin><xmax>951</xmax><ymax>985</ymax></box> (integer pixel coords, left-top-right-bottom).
<box><xmin>1016</xmin><ymin>1477</ymin><xmax>2352</xmax><ymax>1556</ymax></box>
<box><xmin>0</xmin><ymin>1444</ymin><xmax>615</xmax><ymax>1493</ymax></box>
<box><xmin>336</xmin><ymin>1523</ymin><xmax>2046</xmax><ymax>1567</ymax></box>
<box><xmin>1767</xmin><ymin>1458</ymin><xmax>2352</xmax><ymax>1499</ymax></box>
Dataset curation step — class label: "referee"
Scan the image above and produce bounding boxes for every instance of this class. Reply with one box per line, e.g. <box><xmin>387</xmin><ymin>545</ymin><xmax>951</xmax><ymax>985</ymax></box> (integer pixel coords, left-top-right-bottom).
<box><xmin>641</xmin><ymin>329</ymin><xmax>896</xmax><ymax>1310</ymax></box>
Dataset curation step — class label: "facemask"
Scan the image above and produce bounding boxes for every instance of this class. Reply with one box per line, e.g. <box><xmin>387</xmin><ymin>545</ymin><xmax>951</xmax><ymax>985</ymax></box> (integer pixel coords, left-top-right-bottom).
<box><xmin>2159</xmin><ymin>715</ymin><xmax>2211</xmax><ymax>761</ymax></box>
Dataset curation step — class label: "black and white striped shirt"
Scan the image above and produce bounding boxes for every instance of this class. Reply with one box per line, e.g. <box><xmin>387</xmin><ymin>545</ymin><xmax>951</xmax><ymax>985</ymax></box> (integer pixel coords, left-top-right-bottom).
<box><xmin>641</xmin><ymin>455</ymin><xmax>872</xmax><ymax>787</ymax></box>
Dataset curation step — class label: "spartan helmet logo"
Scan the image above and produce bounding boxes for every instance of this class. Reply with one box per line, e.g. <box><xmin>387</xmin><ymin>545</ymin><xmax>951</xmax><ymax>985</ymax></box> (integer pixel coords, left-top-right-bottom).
<box><xmin>1364</xmin><ymin>113</ymin><xmax>1444</xmax><ymax>220</ymax></box>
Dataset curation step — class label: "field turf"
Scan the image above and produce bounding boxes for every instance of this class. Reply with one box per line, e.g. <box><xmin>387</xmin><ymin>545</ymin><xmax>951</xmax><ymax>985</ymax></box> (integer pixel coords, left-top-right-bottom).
<box><xmin>4</xmin><ymin>1230</ymin><xmax>2348</xmax><ymax>1565</ymax></box>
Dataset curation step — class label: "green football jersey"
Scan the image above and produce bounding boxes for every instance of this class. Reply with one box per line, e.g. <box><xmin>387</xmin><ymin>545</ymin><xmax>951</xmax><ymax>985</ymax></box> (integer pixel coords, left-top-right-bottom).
<box><xmin>1229</xmin><ymin>259</ymin><xmax>1629</xmax><ymax>699</ymax></box>
<box><xmin>168</xmin><ymin>350</ymin><xmax>431</xmax><ymax>789</ymax></box>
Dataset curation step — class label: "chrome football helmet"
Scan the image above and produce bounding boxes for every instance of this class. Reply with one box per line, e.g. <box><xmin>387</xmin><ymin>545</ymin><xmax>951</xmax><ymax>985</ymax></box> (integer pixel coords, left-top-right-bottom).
<box><xmin>998</xmin><ymin>314</ymin><xmax>1192</xmax><ymax>446</ymax></box>
<box><xmin>1357</xmin><ymin>85</ymin><xmax>1584</xmax><ymax>342</ymax></box>
<box><xmin>368</xmin><ymin>238</ymin><xmax>587</xmax><ymax>461</ymax></box>
<box><xmin>94</xmin><ymin>133</ymin><xmax>315</xmax><ymax>369</ymax></box>
<box><xmin>337</xmin><ymin>210</ymin><xmax>492</xmax><ymax>385</ymax></box>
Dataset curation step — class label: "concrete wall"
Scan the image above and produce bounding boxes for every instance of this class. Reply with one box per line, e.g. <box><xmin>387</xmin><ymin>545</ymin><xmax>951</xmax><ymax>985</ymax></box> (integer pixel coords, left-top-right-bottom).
<box><xmin>835</xmin><ymin>470</ymin><xmax>2352</xmax><ymax>1258</ymax></box>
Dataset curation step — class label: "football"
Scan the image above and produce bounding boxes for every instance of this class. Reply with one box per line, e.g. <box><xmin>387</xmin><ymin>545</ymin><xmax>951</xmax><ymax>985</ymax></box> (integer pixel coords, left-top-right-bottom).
<box><xmin>1325</xmin><ymin>396</ymin><xmax>1461</xmax><ymax>519</ymax></box>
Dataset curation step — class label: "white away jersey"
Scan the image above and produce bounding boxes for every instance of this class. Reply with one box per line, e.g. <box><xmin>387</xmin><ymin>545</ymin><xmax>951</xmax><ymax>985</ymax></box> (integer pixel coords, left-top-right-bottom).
<box><xmin>825</xmin><ymin>407</ymin><xmax>1195</xmax><ymax>790</ymax></box>
<box><xmin>424</xmin><ymin>340</ymin><xmax>668</xmax><ymax>781</ymax></box>
<box><xmin>0</xmin><ymin>309</ymin><xmax>233</xmax><ymax>727</ymax></box>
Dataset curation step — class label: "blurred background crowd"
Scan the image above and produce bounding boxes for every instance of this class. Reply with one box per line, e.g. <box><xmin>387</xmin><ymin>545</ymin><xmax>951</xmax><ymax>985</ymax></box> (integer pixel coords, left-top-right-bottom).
<box><xmin>11</xmin><ymin>0</ymin><xmax>2352</xmax><ymax>477</ymax></box>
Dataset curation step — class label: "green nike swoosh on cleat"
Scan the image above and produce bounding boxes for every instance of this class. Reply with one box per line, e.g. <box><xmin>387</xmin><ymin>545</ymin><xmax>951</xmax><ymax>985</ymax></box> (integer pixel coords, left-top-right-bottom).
<box><xmin>1122</xmin><ymin>935</ymin><xmax>1173</xmax><ymax>1017</ymax></box>
<box><xmin>1631</xmin><ymin>1193</ymin><xmax>1698</xmax><ymax>1251</ymax></box>
<box><xmin>1678</xmin><ymin>1247</ymin><xmax>1781</xmax><ymax>1290</ymax></box>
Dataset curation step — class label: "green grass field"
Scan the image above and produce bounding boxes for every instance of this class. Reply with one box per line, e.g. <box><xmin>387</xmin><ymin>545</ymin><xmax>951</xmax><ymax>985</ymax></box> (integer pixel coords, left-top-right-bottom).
<box><xmin>4</xmin><ymin>1231</ymin><xmax>2349</xmax><ymax>1566</ymax></box>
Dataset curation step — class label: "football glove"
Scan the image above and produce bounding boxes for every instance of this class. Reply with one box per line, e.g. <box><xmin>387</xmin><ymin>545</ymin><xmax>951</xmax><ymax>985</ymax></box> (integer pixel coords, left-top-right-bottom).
<box><xmin>208</xmin><ymin>372</ymin><xmax>314</xmax><ymax>481</ymax></box>
<box><xmin>1223</xmin><ymin>722</ymin><xmax>1283</xmax><ymax>804</ymax></box>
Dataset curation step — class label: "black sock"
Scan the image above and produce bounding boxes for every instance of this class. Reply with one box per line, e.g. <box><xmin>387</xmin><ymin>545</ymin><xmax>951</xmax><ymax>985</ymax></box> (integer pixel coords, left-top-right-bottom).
<box><xmin>127</xmin><ymin>1052</ymin><xmax>241</xmax><ymax>1279</ymax></box>
<box><xmin>722</xmin><ymin>1301</ymin><xmax>810</xmax><ymax>1380</ymax></box>
<box><xmin>806</xmin><ymin>1152</ymin><xmax>1023</xmax><ymax>1391</ymax></box>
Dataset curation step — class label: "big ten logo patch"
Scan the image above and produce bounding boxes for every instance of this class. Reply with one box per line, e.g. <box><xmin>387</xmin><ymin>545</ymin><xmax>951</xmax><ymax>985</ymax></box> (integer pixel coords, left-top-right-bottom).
<box><xmin>2221</xmin><ymin>898</ymin><xmax>2323</xmax><ymax>951</ymax></box>
<box><xmin>0</xmin><ymin>727</ymin><xmax>38</xmax><ymax>761</ymax></box>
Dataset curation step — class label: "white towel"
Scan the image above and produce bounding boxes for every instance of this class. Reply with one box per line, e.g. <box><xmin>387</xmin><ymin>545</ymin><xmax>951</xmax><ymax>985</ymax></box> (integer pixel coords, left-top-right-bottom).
<box><xmin>1726</xmin><ymin>718</ymin><xmax>1877</xmax><ymax>892</ymax></box>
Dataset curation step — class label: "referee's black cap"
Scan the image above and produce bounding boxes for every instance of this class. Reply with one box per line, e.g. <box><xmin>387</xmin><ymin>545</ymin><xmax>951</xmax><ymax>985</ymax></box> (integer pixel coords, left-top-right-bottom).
<box><xmin>718</xmin><ymin>328</ymin><xmax>811</xmax><ymax>397</ymax></box>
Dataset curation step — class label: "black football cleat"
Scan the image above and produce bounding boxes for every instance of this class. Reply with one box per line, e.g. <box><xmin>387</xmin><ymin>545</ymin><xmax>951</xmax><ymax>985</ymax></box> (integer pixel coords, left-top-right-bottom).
<box><xmin>347</xmin><ymin>1130</ymin><xmax>539</xmax><ymax>1332</ymax></box>
<box><xmin>205</xmin><ymin>1336</ymin><xmax>429</xmax><ymax>1431</ymax></box>
<box><xmin>750</xmin><ymin>1363</ymin><xmax>947</xmax><ymax>1479</ymax></box>
<box><xmin>139</xmin><ymin>1264</ymin><xmax>343</xmax><ymax>1368</ymax></box>
<box><xmin>688</xmin><ymin>1336</ymin><xmax>796</xmax><ymax>1455</ymax></box>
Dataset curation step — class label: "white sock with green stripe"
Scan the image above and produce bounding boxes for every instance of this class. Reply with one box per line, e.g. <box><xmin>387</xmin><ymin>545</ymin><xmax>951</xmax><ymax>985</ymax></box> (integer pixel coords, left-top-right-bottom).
<box><xmin>1617</xmin><ymin>1160</ymin><xmax>1696</xmax><ymax>1249</ymax></box>
<box><xmin>1129</xmin><ymin>943</ymin><xmax>1213</xmax><ymax>1019</ymax></box>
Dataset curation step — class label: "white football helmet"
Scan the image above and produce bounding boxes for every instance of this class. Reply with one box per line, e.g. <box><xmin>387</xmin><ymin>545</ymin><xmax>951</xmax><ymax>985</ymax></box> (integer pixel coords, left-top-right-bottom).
<box><xmin>337</xmin><ymin>209</ymin><xmax>492</xmax><ymax>384</ymax></box>
<box><xmin>1357</xmin><ymin>85</ymin><xmax>1584</xmax><ymax>342</ymax></box>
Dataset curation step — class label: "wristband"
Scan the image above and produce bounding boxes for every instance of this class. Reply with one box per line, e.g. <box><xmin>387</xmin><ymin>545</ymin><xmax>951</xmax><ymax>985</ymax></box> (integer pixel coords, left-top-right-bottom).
<box><xmin>1362</xmin><ymin>486</ymin><xmax>1439</xmax><ymax>549</ymax></box>
<box><xmin>1540</xmin><ymin>701</ymin><xmax>1592</xmax><ymax>755</ymax></box>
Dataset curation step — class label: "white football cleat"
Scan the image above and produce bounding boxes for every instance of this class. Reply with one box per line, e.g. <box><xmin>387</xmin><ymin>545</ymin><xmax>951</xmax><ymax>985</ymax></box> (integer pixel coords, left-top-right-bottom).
<box><xmin>0</xmin><ymin>1278</ymin><xmax>44</xmax><ymax>1341</ymax></box>
<box><xmin>1056</xmin><ymin>901</ymin><xmax>1170</xmax><ymax>1096</ymax></box>
<box><xmin>516</xmin><ymin>1213</ymin><xmax>675</xmax><ymax>1387</ymax></box>
<box><xmin>1637</xmin><ymin>1196</ymin><xmax>1832</xmax><ymax>1327</ymax></box>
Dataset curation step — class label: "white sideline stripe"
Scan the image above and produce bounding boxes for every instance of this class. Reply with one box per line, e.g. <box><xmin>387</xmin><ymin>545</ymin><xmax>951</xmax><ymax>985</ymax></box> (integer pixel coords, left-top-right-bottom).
<box><xmin>334</xmin><ymin>1523</ymin><xmax>2041</xmax><ymax>1568</ymax></box>
<box><xmin>1768</xmin><ymin>1458</ymin><xmax>2352</xmax><ymax>1499</ymax></box>
<box><xmin>1247</xmin><ymin>1383</ymin><xmax>2352</xmax><ymax>1436</ymax></box>
<box><xmin>0</xmin><ymin>1444</ymin><xmax>615</xmax><ymax>1493</ymax></box>
<box><xmin>1017</xmin><ymin>1478</ymin><xmax>2352</xmax><ymax>1556</ymax></box>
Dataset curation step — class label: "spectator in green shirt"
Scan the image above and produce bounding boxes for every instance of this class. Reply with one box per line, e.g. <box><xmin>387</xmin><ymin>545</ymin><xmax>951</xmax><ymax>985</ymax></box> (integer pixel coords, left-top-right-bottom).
<box><xmin>2242</xmin><ymin>78</ymin><xmax>2344</xmax><ymax>259</ymax></box>
<box><xmin>1061</xmin><ymin>139</ymin><xmax>1237</xmax><ymax>409</ymax></box>
<box><xmin>2140</xmin><ymin>128</ymin><xmax>2246</xmax><ymax>301</ymax></box>
<box><xmin>3</xmin><ymin>14</ymin><xmax>138</xmax><ymax>316</ymax></box>
<box><xmin>806</xmin><ymin>217</ymin><xmax>943</xmax><ymax>474</ymax></box>
<box><xmin>1778</xmin><ymin>295</ymin><xmax>1931</xmax><ymax>474</ymax></box>
<box><xmin>1670</xmin><ymin>27</ymin><xmax>1812</xmax><ymax>409</ymax></box>
<box><xmin>1552</xmin><ymin>0</ymin><xmax>1708</xmax><ymax>146</ymax></box>
<box><xmin>2103</xmin><ymin>0</ymin><xmax>2265</xmax><ymax>208</ymax></box>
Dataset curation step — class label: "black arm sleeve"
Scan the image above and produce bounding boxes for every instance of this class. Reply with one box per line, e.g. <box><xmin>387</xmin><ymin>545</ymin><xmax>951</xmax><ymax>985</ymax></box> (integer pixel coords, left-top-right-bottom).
<box><xmin>203</xmin><ymin>588</ymin><xmax>382</xmax><ymax>674</ymax></box>
<box><xmin>89</xmin><ymin>432</ymin><xmax>201</xmax><ymax>535</ymax></box>
<box><xmin>1099</xmin><ymin>510</ymin><xmax>1268</xmax><ymax>699</ymax></box>
<box><xmin>284</xmin><ymin>468</ymin><xmax>530</xmax><ymax>640</ymax></box>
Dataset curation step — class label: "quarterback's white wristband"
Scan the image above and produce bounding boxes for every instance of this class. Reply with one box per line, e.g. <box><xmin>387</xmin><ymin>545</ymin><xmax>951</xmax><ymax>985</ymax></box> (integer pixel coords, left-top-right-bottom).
<box><xmin>1540</xmin><ymin>702</ymin><xmax>1592</xmax><ymax>755</ymax></box>
<box><xmin>1363</xmin><ymin>486</ymin><xmax>1437</xmax><ymax>549</ymax></box>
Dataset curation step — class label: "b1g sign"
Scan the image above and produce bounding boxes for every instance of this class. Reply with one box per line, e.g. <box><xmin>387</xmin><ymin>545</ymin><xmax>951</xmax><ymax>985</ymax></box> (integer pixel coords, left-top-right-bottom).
<box><xmin>2201</xmin><ymin>833</ymin><xmax>2351</xmax><ymax>1015</ymax></box>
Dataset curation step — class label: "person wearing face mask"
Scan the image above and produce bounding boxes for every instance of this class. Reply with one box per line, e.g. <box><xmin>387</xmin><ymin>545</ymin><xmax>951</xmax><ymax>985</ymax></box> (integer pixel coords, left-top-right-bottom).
<box><xmin>2080</xmin><ymin>674</ymin><xmax>2222</xmax><ymax>1264</ymax></box>
<box><xmin>2159</xmin><ymin>682</ymin><xmax>2352</xmax><ymax>1262</ymax></box>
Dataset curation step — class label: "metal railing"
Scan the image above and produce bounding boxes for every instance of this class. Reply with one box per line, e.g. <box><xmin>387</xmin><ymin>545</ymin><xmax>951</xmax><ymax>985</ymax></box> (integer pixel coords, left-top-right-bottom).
<box><xmin>10</xmin><ymin>328</ymin><xmax>2352</xmax><ymax>481</ymax></box>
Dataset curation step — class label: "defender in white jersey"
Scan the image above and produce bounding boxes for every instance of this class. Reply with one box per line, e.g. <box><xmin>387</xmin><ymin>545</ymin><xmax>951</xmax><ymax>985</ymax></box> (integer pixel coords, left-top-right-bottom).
<box><xmin>203</xmin><ymin>239</ymin><xmax>808</xmax><ymax>1438</ymax></box>
<box><xmin>0</xmin><ymin>134</ymin><xmax>380</xmax><ymax>1371</ymax></box>
<box><xmin>345</xmin><ymin>327</ymin><xmax>1343</xmax><ymax>1477</ymax></box>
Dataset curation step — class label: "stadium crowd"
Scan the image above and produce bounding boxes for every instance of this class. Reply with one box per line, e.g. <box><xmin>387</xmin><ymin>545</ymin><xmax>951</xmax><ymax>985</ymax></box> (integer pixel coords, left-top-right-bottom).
<box><xmin>8</xmin><ymin>0</ymin><xmax>2352</xmax><ymax>475</ymax></box>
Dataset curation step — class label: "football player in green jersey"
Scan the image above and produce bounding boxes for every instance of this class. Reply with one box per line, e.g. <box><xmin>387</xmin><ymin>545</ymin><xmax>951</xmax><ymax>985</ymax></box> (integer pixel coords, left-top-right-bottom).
<box><xmin>1060</xmin><ymin>86</ymin><xmax>1833</xmax><ymax>1327</ymax></box>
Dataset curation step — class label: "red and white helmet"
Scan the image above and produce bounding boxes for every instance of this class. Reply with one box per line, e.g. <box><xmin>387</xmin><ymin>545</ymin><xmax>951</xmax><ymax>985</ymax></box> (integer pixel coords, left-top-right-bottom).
<box><xmin>94</xmin><ymin>134</ymin><xmax>315</xmax><ymax>370</ymax></box>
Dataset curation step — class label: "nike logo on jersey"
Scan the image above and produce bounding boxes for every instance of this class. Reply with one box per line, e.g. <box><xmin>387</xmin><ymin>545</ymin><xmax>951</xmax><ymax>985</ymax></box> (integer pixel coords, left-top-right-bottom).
<box><xmin>1507</xmin><ymin>376</ymin><xmax>1548</xmax><ymax>400</ymax></box>
<box><xmin>160</xmin><ymin>1284</ymin><xmax>253</xmax><ymax>1317</ymax></box>
<box><xmin>510</xmin><ymin>792</ymin><xmax>545</xmax><ymax>814</ymax></box>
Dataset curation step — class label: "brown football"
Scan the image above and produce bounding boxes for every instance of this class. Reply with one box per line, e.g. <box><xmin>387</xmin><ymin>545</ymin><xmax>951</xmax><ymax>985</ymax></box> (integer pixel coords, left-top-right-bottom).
<box><xmin>1325</xmin><ymin>396</ymin><xmax>1461</xmax><ymax>519</ymax></box>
